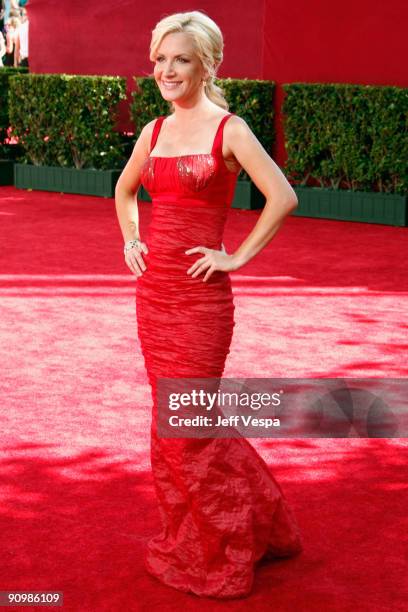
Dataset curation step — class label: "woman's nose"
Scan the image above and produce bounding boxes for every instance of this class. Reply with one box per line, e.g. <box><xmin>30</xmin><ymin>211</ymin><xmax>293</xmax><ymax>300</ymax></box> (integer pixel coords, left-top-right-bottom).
<box><xmin>163</xmin><ymin>62</ymin><xmax>176</xmax><ymax>75</ymax></box>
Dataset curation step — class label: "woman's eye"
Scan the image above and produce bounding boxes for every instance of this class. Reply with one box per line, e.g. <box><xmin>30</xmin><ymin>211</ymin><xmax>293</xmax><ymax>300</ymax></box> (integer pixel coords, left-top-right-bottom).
<box><xmin>156</xmin><ymin>57</ymin><xmax>188</xmax><ymax>63</ymax></box>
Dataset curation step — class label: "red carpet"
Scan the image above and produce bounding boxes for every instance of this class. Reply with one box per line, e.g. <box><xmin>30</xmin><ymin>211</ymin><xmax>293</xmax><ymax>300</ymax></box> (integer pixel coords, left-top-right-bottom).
<box><xmin>0</xmin><ymin>186</ymin><xmax>407</xmax><ymax>611</ymax></box>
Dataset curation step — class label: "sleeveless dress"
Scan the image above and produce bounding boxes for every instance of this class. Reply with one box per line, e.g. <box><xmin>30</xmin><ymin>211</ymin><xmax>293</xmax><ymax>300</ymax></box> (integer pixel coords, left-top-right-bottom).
<box><xmin>136</xmin><ymin>113</ymin><xmax>302</xmax><ymax>599</ymax></box>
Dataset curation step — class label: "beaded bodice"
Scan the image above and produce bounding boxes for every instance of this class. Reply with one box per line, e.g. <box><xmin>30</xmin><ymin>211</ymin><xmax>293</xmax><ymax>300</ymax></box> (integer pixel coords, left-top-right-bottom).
<box><xmin>140</xmin><ymin>114</ymin><xmax>240</xmax><ymax>207</ymax></box>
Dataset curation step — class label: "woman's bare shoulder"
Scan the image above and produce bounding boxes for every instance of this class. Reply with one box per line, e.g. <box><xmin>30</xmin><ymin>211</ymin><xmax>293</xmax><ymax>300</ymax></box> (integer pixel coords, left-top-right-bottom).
<box><xmin>140</xmin><ymin>117</ymin><xmax>159</xmax><ymax>138</ymax></box>
<box><xmin>223</xmin><ymin>114</ymin><xmax>251</xmax><ymax>161</ymax></box>
<box><xmin>137</xmin><ymin>117</ymin><xmax>164</xmax><ymax>153</ymax></box>
<box><xmin>226</xmin><ymin>113</ymin><xmax>249</xmax><ymax>133</ymax></box>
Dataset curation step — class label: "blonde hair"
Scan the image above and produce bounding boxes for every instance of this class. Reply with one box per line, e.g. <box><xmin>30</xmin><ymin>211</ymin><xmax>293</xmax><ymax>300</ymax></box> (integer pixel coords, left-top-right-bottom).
<box><xmin>149</xmin><ymin>10</ymin><xmax>228</xmax><ymax>111</ymax></box>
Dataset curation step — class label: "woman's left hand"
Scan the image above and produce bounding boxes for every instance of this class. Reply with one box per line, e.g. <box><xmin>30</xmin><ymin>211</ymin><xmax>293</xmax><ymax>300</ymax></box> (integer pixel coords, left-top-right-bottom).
<box><xmin>185</xmin><ymin>245</ymin><xmax>240</xmax><ymax>282</ymax></box>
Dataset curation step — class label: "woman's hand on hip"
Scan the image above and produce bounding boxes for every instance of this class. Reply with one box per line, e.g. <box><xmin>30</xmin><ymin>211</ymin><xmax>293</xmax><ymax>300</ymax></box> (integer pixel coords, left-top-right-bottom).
<box><xmin>125</xmin><ymin>241</ymin><xmax>148</xmax><ymax>277</ymax></box>
<box><xmin>185</xmin><ymin>246</ymin><xmax>240</xmax><ymax>282</ymax></box>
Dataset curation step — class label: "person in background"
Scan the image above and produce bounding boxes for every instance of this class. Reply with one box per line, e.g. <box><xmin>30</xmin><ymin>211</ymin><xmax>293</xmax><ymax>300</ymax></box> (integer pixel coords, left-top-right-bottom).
<box><xmin>14</xmin><ymin>7</ymin><xmax>28</xmax><ymax>66</ymax></box>
<box><xmin>3</xmin><ymin>16</ymin><xmax>19</xmax><ymax>66</ymax></box>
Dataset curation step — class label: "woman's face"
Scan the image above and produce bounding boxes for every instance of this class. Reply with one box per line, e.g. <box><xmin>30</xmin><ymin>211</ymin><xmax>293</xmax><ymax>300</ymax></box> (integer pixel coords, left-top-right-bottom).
<box><xmin>153</xmin><ymin>32</ymin><xmax>208</xmax><ymax>104</ymax></box>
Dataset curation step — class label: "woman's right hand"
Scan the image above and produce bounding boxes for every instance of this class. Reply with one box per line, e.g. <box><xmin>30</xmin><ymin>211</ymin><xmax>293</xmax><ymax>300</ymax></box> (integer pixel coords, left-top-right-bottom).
<box><xmin>125</xmin><ymin>240</ymin><xmax>149</xmax><ymax>277</ymax></box>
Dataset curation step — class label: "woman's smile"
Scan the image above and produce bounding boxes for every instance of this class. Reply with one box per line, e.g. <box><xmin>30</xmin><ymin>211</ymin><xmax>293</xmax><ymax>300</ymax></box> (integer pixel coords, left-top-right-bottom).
<box><xmin>161</xmin><ymin>80</ymin><xmax>183</xmax><ymax>90</ymax></box>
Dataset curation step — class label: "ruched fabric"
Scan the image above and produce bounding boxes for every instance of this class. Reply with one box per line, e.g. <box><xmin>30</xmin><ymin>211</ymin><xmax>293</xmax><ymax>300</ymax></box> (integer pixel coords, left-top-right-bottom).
<box><xmin>136</xmin><ymin>114</ymin><xmax>302</xmax><ymax>599</ymax></box>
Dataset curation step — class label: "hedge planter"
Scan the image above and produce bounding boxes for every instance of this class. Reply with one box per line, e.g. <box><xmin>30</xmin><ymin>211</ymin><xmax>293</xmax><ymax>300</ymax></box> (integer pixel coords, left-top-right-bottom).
<box><xmin>231</xmin><ymin>179</ymin><xmax>265</xmax><ymax>210</ymax></box>
<box><xmin>14</xmin><ymin>163</ymin><xmax>122</xmax><ymax>197</ymax></box>
<box><xmin>0</xmin><ymin>160</ymin><xmax>14</xmax><ymax>186</ymax></box>
<box><xmin>138</xmin><ymin>185</ymin><xmax>151</xmax><ymax>202</ymax></box>
<box><xmin>292</xmin><ymin>187</ymin><xmax>407</xmax><ymax>227</ymax></box>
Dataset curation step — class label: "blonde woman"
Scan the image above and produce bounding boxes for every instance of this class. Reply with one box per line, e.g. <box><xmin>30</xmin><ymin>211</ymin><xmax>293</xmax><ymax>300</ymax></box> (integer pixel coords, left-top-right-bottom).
<box><xmin>3</xmin><ymin>17</ymin><xmax>19</xmax><ymax>67</ymax></box>
<box><xmin>115</xmin><ymin>10</ymin><xmax>302</xmax><ymax>599</ymax></box>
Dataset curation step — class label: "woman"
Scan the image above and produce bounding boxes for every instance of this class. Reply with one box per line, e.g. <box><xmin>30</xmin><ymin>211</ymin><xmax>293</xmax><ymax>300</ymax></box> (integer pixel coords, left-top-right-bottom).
<box><xmin>115</xmin><ymin>10</ymin><xmax>302</xmax><ymax>599</ymax></box>
<box><xmin>3</xmin><ymin>17</ymin><xmax>19</xmax><ymax>67</ymax></box>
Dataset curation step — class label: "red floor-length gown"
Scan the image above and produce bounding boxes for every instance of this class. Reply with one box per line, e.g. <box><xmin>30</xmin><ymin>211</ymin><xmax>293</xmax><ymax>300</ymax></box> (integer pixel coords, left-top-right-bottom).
<box><xmin>136</xmin><ymin>113</ymin><xmax>302</xmax><ymax>598</ymax></box>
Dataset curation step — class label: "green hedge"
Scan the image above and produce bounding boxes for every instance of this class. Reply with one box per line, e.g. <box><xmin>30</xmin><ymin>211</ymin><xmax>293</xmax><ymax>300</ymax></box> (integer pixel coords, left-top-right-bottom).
<box><xmin>0</xmin><ymin>66</ymin><xmax>28</xmax><ymax>158</ymax></box>
<box><xmin>282</xmin><ymin>83</ymin><xmax>408</xmax><ymax>195</ymax></box>
<box><xmin>8</xmin><ymin>73</ymin><xmax>127</xmax><ymax>169</ymax></box>
<box><xmin>130</xmin><ymin>77</ymin><xmax>275</xmax><ymax>180</ymax></box>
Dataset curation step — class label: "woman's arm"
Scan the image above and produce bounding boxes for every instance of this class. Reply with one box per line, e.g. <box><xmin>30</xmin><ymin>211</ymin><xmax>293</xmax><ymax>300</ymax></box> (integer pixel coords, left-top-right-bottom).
<box><xmin>186</xmin><ymin>116</ymin><xmax>298</xmax><ymax>281</ymax></box>
<box><xmin>114</xmin><ymin>120</ymin><xmax>155</xmax><ymax>276</ymax></box>
<box><xmin>226</xmin><ymin>116</ymin><xmax>298</xmax><ymax>268</ymax></box>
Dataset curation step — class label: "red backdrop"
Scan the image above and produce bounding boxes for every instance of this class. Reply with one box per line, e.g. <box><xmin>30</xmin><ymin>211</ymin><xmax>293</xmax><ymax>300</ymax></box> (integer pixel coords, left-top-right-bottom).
<box><xmin>26</xmin><ymin>0</ymin><xmax>407</xmax><ymax>165</ymax></box>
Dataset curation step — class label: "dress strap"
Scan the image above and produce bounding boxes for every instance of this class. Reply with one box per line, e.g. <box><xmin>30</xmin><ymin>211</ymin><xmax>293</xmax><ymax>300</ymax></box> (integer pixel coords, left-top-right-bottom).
<box><xmin>149</xmin><ymin>116</ymin><xmax>166</xmax><ymax>153</ymax></box>
<box><xmin>211</xmin><ymin>113</ymin><xmax>235</xmax><ymax>156</ymax></box>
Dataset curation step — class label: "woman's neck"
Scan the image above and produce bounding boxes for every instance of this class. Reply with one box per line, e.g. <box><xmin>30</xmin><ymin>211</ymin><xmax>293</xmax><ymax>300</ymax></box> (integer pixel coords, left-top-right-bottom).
<box><xmin>170</xmin><ymin>93</ymin><xmax>218</xmax><ymax>124</ymax></box>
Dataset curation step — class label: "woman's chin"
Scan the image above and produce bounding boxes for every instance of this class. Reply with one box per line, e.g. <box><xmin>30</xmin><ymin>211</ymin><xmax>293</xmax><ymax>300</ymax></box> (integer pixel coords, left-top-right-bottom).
<box><xmin>161</xmin><ymin>89</ymin><xmax>183</xmax><ymax>99</ymax></box>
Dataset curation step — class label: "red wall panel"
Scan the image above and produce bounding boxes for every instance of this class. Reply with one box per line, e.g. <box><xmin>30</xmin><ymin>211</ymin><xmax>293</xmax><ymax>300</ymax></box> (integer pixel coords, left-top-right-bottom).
<box><xmin>28</xmin><ymin>0</ymin><xmax>264</xmax><ymax>78</ymax></box>
<box><xmin>262</xmin><ymin>0</ymin><xmax>408</xmax><ymax>163</ymax></box>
